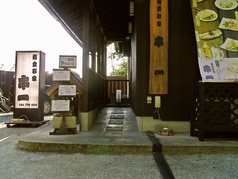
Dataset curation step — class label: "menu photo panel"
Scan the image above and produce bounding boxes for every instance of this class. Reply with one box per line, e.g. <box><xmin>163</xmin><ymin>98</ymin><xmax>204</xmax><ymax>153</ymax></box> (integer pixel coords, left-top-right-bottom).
<box><xmin>191</xmin><ymin>0</ymin><xmax>238</xmax><ymax>82</ymax></box>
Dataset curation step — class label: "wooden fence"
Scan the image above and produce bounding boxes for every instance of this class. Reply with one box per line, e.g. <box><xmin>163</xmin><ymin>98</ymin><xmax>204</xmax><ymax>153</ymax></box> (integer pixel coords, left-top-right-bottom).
<box><xmin>106</xmin><ymin>76</ymin><xmax>129</xmax><ymax>101</ymax></box>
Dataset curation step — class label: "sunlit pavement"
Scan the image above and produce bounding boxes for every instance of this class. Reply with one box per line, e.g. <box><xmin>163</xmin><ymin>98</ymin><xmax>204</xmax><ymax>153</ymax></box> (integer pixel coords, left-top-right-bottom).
<box><xmin>0</xmin><ymin>112</ymin><xmax>13</xmax><ymax>128</ymax></box>
<box><xmin>1</xmin><ymin>109</ymin><xmax>238</xmax><ymax>179</ymax></box>
<box><xmin>0</xmin><ymin>111</ymin><xmax>13</xmax><ymax>117</ymax></box>
<box><xmin>1</xmin><ymin>109</ymin><xmax>238</xmax><ymax>154</ymax></box>
<box><xmin>4</xmin><ymin>107</ymin><xmax>236</xmax><ymax>154</ymax></box>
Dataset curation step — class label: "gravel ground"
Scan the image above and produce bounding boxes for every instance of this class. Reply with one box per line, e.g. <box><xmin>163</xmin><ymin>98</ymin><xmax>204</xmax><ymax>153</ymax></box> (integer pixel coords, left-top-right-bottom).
<box><xmin>1</xmin><ymin>113</ymin><xmax>238</xmax><ymax>179</ymax></box>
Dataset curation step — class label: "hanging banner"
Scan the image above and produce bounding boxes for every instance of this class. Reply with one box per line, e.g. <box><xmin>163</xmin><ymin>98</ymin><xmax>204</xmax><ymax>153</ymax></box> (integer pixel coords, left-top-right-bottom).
<box><xmin>191</xmin><ymin>0</ymin><xmax>238</xmax><ymax>82</ymax></box>
<box><xmin>149</xmin><ymin>0</ymin><xmax>169</xmax><ymax>94</ymax></box>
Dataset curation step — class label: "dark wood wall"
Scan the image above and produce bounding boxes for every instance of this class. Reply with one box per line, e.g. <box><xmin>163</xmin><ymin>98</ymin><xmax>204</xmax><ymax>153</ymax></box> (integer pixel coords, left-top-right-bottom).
<box><xmin>82</xmin><ymin>0</ymin><xmax>107</xmax><ymax>112</ymax></box>
<box><xmin>131</xmin><ymin>0</ymin><xmax>200</xmax><ymax>121</ymax></box>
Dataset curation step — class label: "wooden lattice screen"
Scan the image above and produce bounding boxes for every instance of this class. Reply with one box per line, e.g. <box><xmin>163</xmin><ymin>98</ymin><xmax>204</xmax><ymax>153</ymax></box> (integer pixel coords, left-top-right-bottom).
<box><xmin>191</xmin><ymin>82</ymin><xmax>238</xmax><ymax>141</ymax></box>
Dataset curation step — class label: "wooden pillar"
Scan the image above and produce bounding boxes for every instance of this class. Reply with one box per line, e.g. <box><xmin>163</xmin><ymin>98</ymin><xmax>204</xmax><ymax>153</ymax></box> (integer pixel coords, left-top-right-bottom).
<box><xmin>82</xmin><ymin>0</ymin><xmax>90</xmax><ymax>112</ymax></box>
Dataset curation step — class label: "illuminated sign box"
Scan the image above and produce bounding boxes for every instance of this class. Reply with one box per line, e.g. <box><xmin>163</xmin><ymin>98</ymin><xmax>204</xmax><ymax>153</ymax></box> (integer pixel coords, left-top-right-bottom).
<box><xmin>59</xmin><ymin>55</ymin><xmax>77</xmax><ymax>68</ymax></box>
<box><xmin>13</xmin><ymin>51</ymin><xmax>45</xmax><ymax>122</ymax></box>
<box><xmin>15</xmin><ymin>51</ymin><xmax>41</xmax><ymax>109</ymax></box>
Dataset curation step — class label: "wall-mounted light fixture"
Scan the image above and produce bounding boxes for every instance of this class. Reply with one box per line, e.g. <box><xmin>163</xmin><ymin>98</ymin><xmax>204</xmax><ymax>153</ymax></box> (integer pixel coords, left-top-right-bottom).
<box><xmin>129</xmin><ymin>1</ymin><xmax>134</xmax><ymax>16</ymax></box>
<box><xmin>128</xmin><ymin>22</ymin><xmax>132</xmax><ymax>33</ymax></box>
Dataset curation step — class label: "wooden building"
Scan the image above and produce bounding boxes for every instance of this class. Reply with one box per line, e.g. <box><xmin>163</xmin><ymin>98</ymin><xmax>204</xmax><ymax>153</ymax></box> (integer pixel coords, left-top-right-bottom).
<box><xmin>39</xmin><ymin>0</ymin><xmax>200</xmax><ymax>132</ymax></box>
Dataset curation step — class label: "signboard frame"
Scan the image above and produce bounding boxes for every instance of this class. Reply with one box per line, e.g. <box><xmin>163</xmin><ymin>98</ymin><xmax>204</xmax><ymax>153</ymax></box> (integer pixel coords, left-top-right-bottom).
<box><xmin>52</xmin><ymin>69</ymin><xmax>71</xmax><ymax>82</ymax></box>
<box><xmin>59</xmin><ymin>55</ymin><xmax>77</xmax><ymax>69</ymax></box>
<box><xmin>51</xmin><ymin>99</ymin><xmax>70</xmax><ymax>112</ymax></box>
<box><xmin>13</xmin><ymin>51</ymin><xmax>45</xmax><ymax>122</ymax></box>
<box><xmin>58</xmin><ymin>85</ymin><xmax>76</xmax><ymax>97</ymax></box>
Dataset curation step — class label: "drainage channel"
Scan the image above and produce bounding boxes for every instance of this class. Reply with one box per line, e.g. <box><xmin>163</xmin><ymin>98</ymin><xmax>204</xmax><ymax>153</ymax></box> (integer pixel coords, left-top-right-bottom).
<box><xmin>146</xmin><ymin>131</ymin><xmax>175</xmax><ymax>179</ymax></box>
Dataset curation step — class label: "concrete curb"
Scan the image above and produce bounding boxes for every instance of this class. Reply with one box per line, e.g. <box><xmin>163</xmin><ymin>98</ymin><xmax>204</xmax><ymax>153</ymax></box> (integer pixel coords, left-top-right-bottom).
<box><xmin>18</xmin><ymin>140</ymin><xmax>152</xmax><ymax>153</ymax></box>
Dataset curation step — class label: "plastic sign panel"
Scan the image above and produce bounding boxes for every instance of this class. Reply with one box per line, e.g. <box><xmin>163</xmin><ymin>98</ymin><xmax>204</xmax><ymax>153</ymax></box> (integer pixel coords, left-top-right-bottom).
<box><xmin>15</xmin><ymin>52</ymin><xmax>40</xmax><ymax>108</ymax></box>
<box><xmin>53</xmin><ymin>69</ymin><xmax>71</xmax><ymax>81</ymax></box>
<box><xmin>191</xmin><ymin>0</ymin><xmax>238</xmax><ymax>82</ymax></box>
<box><xmin>58</xmin><ymin>85</ymin><xmax>76</xmax><ymax>97</ymax></box>
<box><xmin>51</xmin><ymin>99</ymin><xmax>70</xmax><ymax>112</ymax></box>
<box><xmin>59</xmin><ymin>55</ymin><xmax>77</xmax><ymax>68</ymax></box>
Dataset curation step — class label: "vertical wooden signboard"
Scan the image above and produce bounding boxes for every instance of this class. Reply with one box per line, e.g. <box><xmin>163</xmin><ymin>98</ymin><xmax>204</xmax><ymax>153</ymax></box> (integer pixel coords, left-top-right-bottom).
<box><xmin>149</xmin><ymin>0</ymin><xmax>168</xmax><ymax>94</ymax></box>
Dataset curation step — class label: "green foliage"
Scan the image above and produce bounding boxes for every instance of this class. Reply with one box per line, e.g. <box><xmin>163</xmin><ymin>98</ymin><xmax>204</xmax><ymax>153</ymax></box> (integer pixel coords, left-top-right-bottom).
<box><xmin>108</xmin><ymin>47</ymin><xmax>127</xmax><ymax>76</ymax></box>
<box><xmin>110</xmin><ymin>60</ymin><xmax>127</xmax><ymax>76</ymax></box>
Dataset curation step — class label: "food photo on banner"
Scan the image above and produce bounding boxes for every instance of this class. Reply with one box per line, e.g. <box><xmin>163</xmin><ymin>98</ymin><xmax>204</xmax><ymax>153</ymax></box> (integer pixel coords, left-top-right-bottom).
<box><xmin>191</xmin><ymin>0</ymin><xmax>238</xmax><ymax>82</ymax></box>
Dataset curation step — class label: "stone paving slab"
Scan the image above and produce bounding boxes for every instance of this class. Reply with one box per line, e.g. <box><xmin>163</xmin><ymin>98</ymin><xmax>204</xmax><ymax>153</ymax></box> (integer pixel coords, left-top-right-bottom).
<box><xmin>109</xmin><ymin>115</ymin><xmax>124</xmax><ymax>119</ymax></box>
<box><xmin>111</xmin><ymin>111</ymin><xmax>124</xmax><ymax>114</ymax></box>
<box><xmin>103</xmin><ymin>132</ymin><xmax>122</xmax><ymax>137</ymax></box>
<box><xmin>105</xmin><ymin>126</ymin><xmax>123</xmax><ymax>131</ymax></box>
<box><xmin>108</xmin><ymin>119</ymin><xmax>124</xmax><ymax>124</ymax></box>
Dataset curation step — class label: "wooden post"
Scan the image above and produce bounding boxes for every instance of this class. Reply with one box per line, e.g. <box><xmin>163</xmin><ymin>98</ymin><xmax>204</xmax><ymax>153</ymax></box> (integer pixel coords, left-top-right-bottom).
<box><xmin>149</xmin><ymin>0</ymin><xmax>168</xmax><ymax>94</ymax></box>
<box><xmin>82</xmin><ymin>0</ymin><xmax>90</xmax><ymax>112</ymax></box>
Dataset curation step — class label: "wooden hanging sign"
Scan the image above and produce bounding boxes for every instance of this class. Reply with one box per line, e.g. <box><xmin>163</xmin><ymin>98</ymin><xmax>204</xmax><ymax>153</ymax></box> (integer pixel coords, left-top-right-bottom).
<box><xmin>149</xmin><ymin>0</ymin><xmax>168</xmax><ymax>94</ymax></box>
